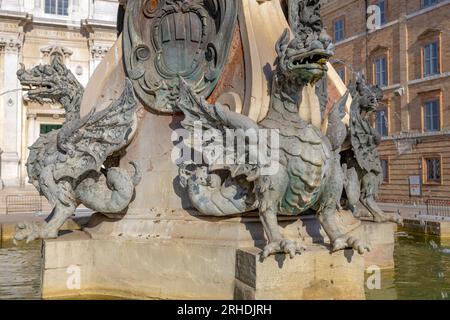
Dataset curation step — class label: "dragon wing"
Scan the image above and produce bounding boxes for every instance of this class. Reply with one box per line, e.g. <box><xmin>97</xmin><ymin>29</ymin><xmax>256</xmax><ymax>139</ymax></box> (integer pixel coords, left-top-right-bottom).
<box><xmin>53</xmin><ymin>79</ymin><xmax>137</xmax><ymax>181</ymax></box>
<box><xmin>177</xmin><ymin>78</ymin><xmax>262</xmax><ymax>179</ymax></box>
<box><xmin>349</xmin><ymin>94</ymin><xmax>382</xmax><ymax>174</ymax></box>
<box><xmin>178</xmin><ymin>78</ymin><xmax>259</xmax><ymax>132</ymax></box>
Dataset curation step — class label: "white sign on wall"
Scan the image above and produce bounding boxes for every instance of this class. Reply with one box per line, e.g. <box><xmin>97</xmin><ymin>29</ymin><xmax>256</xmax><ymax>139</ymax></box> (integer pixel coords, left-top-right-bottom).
<box><xmin>409</xmin><ymin>175</ymin><xmax>422</xmax><ymax>197</ymax></box>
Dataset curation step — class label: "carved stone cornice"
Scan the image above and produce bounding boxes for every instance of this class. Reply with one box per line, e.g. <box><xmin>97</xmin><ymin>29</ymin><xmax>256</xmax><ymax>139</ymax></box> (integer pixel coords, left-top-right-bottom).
<box><xmin>0</xmin><ymin>33</ymin><xmax>23</xmax><ymax>53</ymax></box>
<box><xmin>81</xmin><ymin>18</ymin><xmax>116</xmax><ymax>35</ymax></box>
<box><xmin>417</xmin><ymin>27</ymin><xmax>441</xmax><ymax>41</ymax></box>
<box><xmin>90</xmin><ymin>43</ymin><xmax>110</xmax><ymax>60</ymax></box>
<box><xmin>26</xmin><ymin>112</ymin><xmax>37</xmax><ymax>120</ymax></box>
<box><xmin>41</xmin><ymin>45</ymin><xmax>73</xmax><ymax>59</ymax></box>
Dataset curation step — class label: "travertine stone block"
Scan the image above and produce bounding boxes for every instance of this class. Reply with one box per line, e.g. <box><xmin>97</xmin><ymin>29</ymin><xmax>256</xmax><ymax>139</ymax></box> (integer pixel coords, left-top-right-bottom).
<box><xmin>234</xmin><ymin>246</ymin><xmax>365</xmax><ymax>300</ymax></box>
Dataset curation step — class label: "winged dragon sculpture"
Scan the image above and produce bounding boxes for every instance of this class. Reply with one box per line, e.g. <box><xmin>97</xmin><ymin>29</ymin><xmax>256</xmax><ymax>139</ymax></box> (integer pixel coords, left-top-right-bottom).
<box><xmin>14</xmin><ymin>54</ymin><xmax>141</xmax><ymax>243</ymax></box>
<box><xmin>341</xmin><ymin>76</ymin><xmax>403</xmax><ymax>225</ymax></box>
<box><xmin>177</xmin><ymin>0</ymin><xmax>402</xmax><ymax>259</ymax></box>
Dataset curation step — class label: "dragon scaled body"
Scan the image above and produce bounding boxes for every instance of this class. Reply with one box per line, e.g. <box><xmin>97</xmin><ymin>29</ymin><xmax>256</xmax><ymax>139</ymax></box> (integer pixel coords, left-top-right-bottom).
<box><xmin>177</xmin><ymin>0</ymin><xmax>380</xmax><ymax>258</ymax></box>
<box><xmin>177</xmin><ymin>0</ymin><xmax>403</xmax><ymax>259</ymax></box>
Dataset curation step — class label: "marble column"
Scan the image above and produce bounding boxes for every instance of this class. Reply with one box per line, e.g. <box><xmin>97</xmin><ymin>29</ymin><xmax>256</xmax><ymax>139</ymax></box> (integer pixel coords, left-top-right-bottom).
<box><xmin>72</xmin><ymin>0</ymin><xmax>81</xmax><ymax>20</ymax></box>
<box><xmin>26</xmin><ymin>113</ymin><xmax>37</xmax><ymax>148</ymax></box>
<box><xmin>0</xmin><ymin>34</ymin><xmax>23</xmax><ymax>186</ymax></box>
<box><xmin>398</xmin><ymin>0</ymin><xmax>410</xmax><ymax>133</ymax></box>
<box><xmin>0</xmin><ymin>148</ymin><xmax>4</xmax><ymax>190</ymax></box>
<box><xmin>22</xmin><ymin>112</ymin><xmax>37</xmax><ymax>185</ymax></box>
<box><xmin>34</xmin><ymin>0</ymin><xmax>42</xmax><ymax>16</ymax></box>
<box><xmin>88</xmin><ymin>0</ymin><xmax>95</xmax><ymax>19</ymax></box>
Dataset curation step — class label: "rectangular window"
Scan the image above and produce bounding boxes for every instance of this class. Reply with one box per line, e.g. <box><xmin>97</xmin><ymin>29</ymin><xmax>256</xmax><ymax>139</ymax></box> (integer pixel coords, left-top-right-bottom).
<box><xmin>423</xmin><ymin>0</ymin><xmax>438</xmax><ymax>8</ymax></box>
<box><xmin>45</xmin><ymin>0</ymin><xmax>69</xmax><ymax>16</ymax></box>
<box><xmin>379</xmin><ymin>0</ymin><xmax>386</xmax><ymax>25</ymax></box>
<box><xmin>375</xmin><ymin>57</ymin><xmax>388</xmax><ymax>87</ymax></box>
<box><xmin>337</xmin><ymin>68</ymin><xmax>345</xmax><ymax>82</ymax></box>
<box><xmin>423</xmin><ymin>42</ymin><xmax>439</xmax><ymax>77</ymax></box>
<box><xmin>425</xmin><ymin>157</ymin><xmax>441</xmax><ymax>183</ymax></box>
<box><xmin>376</xmin><ymin>109</ymin><xmax>388</xmax><ymax>136</ymax></box>
<box><xmin>381</xmin><ymin>159</ymin><xmax>389</xmax><ymax>183</ymax></box>
<box><xmin>334</xmin><ymin>19</ymin><xmax>345</xmax><ymax>42</ymax></box>
<box><xmin>45</xmin><ymin>0</ymin><xmax>56</xmax><ymax>14</ymax></box>
<box><xmin>424</xmin><ymin>100</ymin><xmax>440</xmax><ymax>132</ymax></box>
<box><xmin>40</xmin><ymin>124</ymin><xmax>63</xmax><ymax>134</ymax></box>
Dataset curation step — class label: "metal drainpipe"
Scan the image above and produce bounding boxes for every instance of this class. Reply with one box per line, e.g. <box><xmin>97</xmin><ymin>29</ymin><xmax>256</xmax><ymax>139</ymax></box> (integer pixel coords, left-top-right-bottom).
<box><xmin>365</xmin><ymin>0</ymin><xmax>369</xmax><ymax>77</ymax></box>
<box><xmin>0</xmin><ymin>148</ymin><xmax>3</xmax><ymax>190</ymax></box>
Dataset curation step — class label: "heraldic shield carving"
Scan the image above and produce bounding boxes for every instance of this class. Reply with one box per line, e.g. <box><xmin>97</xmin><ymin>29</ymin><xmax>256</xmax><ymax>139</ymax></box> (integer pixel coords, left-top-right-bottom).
<box><xmin>124</xmin><ymin>0</ymin><xmax>238</xmax><ymax>113</ymax></box>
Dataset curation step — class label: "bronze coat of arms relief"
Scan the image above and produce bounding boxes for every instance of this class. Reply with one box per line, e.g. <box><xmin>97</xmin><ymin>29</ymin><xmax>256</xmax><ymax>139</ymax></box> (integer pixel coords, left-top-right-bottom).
<box><xmin>124</xmin><ymin>0</ymin><xmax>238</xmax><ymax>113</ymax></box>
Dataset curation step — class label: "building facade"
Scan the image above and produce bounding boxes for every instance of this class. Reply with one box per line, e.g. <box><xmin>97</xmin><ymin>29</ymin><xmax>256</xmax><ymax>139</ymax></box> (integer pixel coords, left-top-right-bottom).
<box><xmin>0</xmin><ymin>0</ymin><xmax>119</xmax><ymax>187</ymax></box>
<box><xmin>321</xmin><ymin>0</ymin><xmax>450</xmax><ymax>203</ymax></box>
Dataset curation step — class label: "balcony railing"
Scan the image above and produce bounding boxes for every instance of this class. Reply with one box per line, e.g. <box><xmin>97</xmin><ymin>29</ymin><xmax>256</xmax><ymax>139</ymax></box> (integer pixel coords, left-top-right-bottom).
<box><xmin>426</xmin><ymin>199</ymin><xmax>450</xmax><ymax>218</ymax></box>
<box><xmin>5</xmin><ymin>195</ymin><xmax>43</xmax><ymax>215</ymax></box>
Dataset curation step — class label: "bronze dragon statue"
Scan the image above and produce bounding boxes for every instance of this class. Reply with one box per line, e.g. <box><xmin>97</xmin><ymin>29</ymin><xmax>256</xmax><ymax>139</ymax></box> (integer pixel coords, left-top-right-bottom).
<box><xmin>341</xmin><ymin>76</ymin><xmax>403</xmax><ymax>225</ymax></box>
<box><xmin>177</xmin><ymin>0</ymin><xmax>377</xmax><ymax>259</ymax></box>
<box><xmin>14</xmin><ymin>54</ymin><xmax>141</xmax><ymax>243</ymax></box>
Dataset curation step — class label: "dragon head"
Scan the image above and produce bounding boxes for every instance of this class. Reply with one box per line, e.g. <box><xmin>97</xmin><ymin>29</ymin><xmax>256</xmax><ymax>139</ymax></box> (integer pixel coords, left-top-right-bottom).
<box><xmin>17</xmin><ymin>54</ymin><xmax>83</xmax><ymax>117</ymax></box>
<box><xmin>352</xmin><ymin>76</ymin><xmax>384</xmax><ymax>113</ymax></box>
<box><xmin>275</xmin><ymin>0</ymin><xmax>334</xmax><ymax>85</ymax></box>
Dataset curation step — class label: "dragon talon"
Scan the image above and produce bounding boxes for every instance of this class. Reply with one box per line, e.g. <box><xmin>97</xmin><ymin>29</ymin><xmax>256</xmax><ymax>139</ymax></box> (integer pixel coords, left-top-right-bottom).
<box><xmin>332</xmin><ymin>235</ymin><xmax>371</xmax><ymax>255</ymax></box>
<box><xmin>261</xmin><ymin>240</ymin><xmax>304</xmax><ymax>260</ymax></box>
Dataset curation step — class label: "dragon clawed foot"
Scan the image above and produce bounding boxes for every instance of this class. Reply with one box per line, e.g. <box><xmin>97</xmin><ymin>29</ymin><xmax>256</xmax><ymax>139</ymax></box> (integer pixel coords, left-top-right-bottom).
<box><xmin>13</xmin><ymin>221</ymin><xmax>58</xmax><ymax>244</ymax></box>
<box><xmin>388</xmin><ymin>212</ymin><xmax>404</xmax><ymax>226</ymax></box>
<box><xmin>261</xmin><ymin>239</ymin><xmax>306</xmax><ymax>260</ymax></box>
<box><xmin>362</xmin><ymin>197</ymin><xmax>404</xmax><ymax>226</ymax></box>
<box><xmin>332</xmin><ymin>235</ymin><xmax>372</xmax><ymax>255</ymax></box>
<box><xmin>371</xmin><ymin>210</ymin><xmax>404</xmax><ymax>226</ymax></box>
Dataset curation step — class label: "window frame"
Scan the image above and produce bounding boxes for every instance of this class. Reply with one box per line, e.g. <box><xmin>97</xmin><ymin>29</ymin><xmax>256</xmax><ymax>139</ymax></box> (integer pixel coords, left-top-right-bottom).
<box><xmin>378</xmin><ymin>0</ymin><xmax>387</xmax><ymax>25</ymax></box>
<box><xmin>40</xmin><ymin>123</ymin><xmax>63</xmax><ymax>134</ymax></box>
<box><xmin>423</xmin><ymin>41</ymin><xmax>440</xmax><ymax>77</ymax></box>
<box><xmin>422</xmin><ymin>155</ymin><xmax>442</xmax><ymax>185</ymax></box>
<box><xmin>374</xmin><ymin>56</ymin><xmax>388</xmax><ymax>87</ymax></box>
<box><xmin>422</xmin><ymin>0</ymin><xmax>438</xmax><ymax>8</ymax></box>
<box><xmin>336</xmin><ymin>67</ymin><xmax>346</xmax><ymax>83</ymax></box>
<box><xmin>375</xmin><ymin>108</ymin><xmax>389</xmax><ymax>137</ymax></box>
<box><xmin>423</xmin><ymin>99</ymin><xmax>441</xmax><ymax>132</ymax></box>
<box><xmin>333</xmin><ymin>18</ymin><xmax>345</xmax><ymax>42</ymax></box>
<box><xmin>380</xmin><ymin>158</ymin><xmax>390</xmax><ymax>184</ymax></box>
<box><xmin>44</xmin><ymin>0</ymin><xmax>70</xmax><ymax>17</ymax></box>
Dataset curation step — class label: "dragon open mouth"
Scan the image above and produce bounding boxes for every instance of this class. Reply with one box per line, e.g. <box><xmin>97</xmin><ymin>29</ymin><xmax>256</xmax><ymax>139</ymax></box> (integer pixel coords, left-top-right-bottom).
<box><xmin>19</xmin><ymin>79</ymin><xmax>55</xmax><ymax>96</ymax></box>
<box><xmin>288</xmin><ymin>49</ymin><xmax>333</xmax><ymax>71</ymax></box>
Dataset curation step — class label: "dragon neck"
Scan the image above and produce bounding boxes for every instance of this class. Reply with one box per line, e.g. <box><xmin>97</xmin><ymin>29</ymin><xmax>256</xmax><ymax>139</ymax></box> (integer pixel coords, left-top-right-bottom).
<box><xmin>269</xmin><ymin>74</ymin><xmax>304</xmax><ymax>117</ymax></box>
<box><xmin>60</xmin><ymin>86</ymin><xmax>84</xmax><ymax>123</ymax></box>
